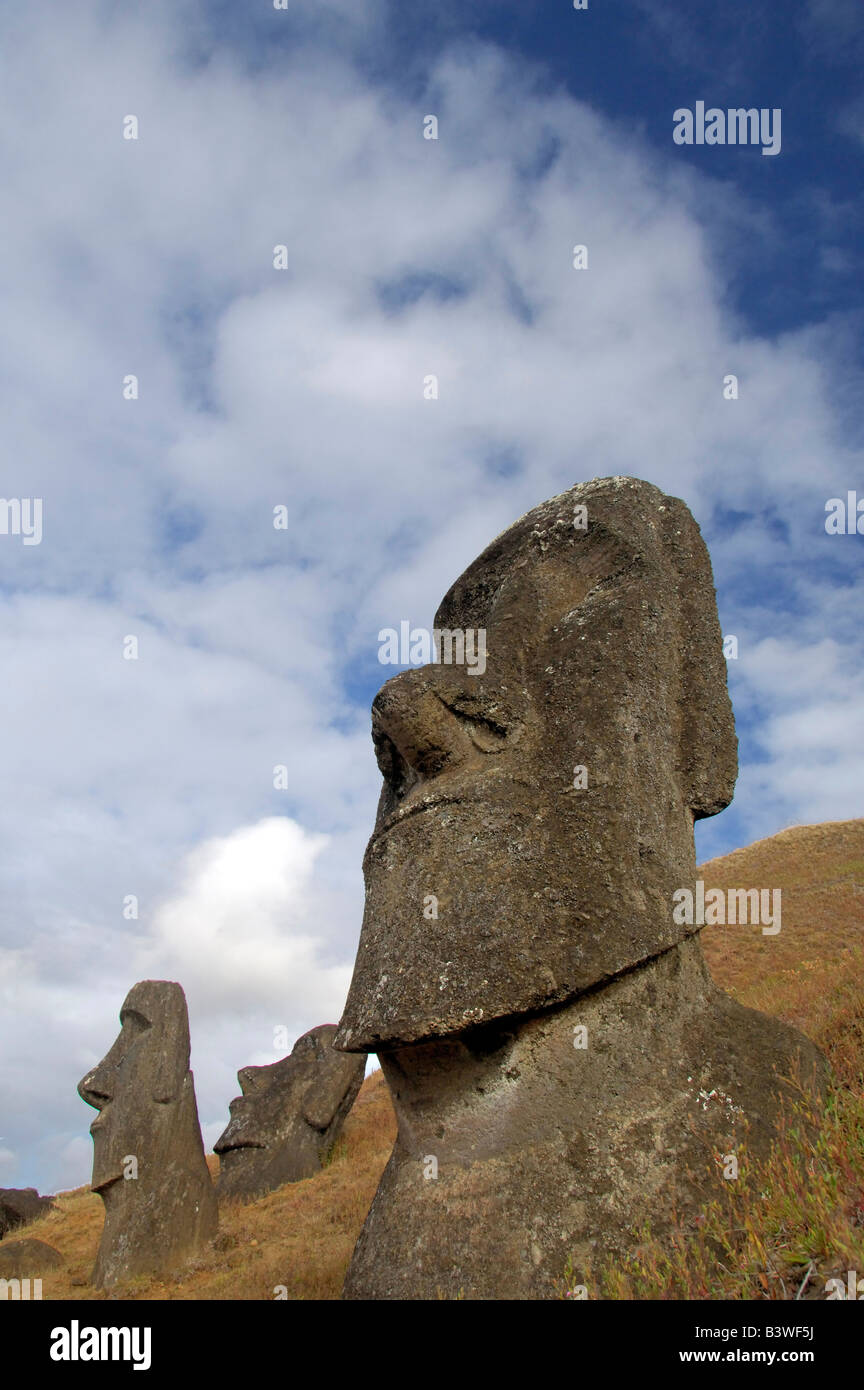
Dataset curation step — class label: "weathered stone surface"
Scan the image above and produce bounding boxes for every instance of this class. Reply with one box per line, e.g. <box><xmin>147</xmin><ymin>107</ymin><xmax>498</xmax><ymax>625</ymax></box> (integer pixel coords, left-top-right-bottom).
<box><xmin>337</xmin><ymin>477</ymin><xmax>739</xmax><ymax>1049</ymax></box>
<box><xmin>344</xmin><ymin>940</ymin><xmax>825</xmax><ymax>1299</ymax></box>
<box><xmin>78</xmin><ymin>980</ymin><xmax>218</xmax><ymax>1288</ymax></box>
<box><xmin>0</xmin><ymin>1238</ymin><xmax>63</xmax><ymax>1275</ymax></box>
<box><xmin>215</xmin><ymin>1024</ymin><xmax>365</xmax><ymax>1200</ymax></box>
<box><xmin>335</xmin><ymin>476</ymin><xmax>828</xmax><ymax>1300</ymax></box>
<box><xmin>0</xmin><ymin>1187</ymin><xmax>53</xmax><ymax>1239</ymax></box>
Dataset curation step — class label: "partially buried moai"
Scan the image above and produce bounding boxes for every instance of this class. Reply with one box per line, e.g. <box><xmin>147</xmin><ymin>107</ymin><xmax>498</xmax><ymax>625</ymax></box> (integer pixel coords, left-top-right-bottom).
<box><xmin>214</xmin><ymin>1024</ymin><xmax>365</xmax><ymax>1200</ymax></box>
<box><xmin>78</xmin><ymin>980</ymin><xmax>218</xmax><ymax>1288</ymax></box>
<box><xmin>334</xmin><ymin>475</ymin><xmax>827</xmax><ymax>1300</ymax></box>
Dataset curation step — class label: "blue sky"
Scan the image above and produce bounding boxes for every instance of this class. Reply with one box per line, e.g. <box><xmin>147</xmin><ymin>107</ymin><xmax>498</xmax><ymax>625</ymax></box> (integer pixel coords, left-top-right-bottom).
<box><xmin>1</xmin><ymin>0</ymin><xmax>862</xmax><ymax>1191</ymax></box>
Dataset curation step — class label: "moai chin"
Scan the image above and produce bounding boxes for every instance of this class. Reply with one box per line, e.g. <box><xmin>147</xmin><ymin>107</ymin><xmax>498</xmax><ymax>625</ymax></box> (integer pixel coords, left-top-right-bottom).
<box><xmin>78</xmin><ymin>980</ymin><xmax>218</xmax><ymax>1288</ymax></box>
<box><xmin>334</xmin><ymin>476</ymin><xmax>827</xmax><ymax>1300</ymax></box>
<box><xmin>214</xmin><ymin>1024</ymin><xmax>365</xmax><ymax>1200</ymax></box>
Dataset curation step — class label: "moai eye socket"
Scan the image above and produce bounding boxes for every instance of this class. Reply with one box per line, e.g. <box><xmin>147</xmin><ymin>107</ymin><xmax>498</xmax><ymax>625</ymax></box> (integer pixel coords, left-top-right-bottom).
<box><xmin>119</xmin><ymin>1007</ymin><xmax>151</xmax><ymax>1036</ymax></box>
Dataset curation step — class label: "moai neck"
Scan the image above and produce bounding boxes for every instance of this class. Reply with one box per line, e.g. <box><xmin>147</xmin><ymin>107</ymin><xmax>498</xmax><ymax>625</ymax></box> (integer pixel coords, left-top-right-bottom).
<box><xmin>378</xmin><ymin>938</ymin><xmax>719</xmax><ymax>1169</ymax></box>
<box><xmin>344</xmin><ymin>937</ymin><xmax>824</xmax><ymax>1299</ymax></box>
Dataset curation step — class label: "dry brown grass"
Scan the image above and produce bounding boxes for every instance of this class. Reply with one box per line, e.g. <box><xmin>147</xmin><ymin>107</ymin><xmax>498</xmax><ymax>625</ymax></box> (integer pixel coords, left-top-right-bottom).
<box><xmin>702</xmin><ymin>818</ymin><xmax>864</xmax><ymax>1095</ymax></box>
<box><xmin>701</xmin><ymin>817</ymin><xmax>864</xmax><ymax>1032</ymax></box>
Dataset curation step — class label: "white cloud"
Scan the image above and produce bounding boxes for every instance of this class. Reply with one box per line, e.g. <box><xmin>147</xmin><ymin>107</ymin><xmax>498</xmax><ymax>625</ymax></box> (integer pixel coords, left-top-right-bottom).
<box><xmin>727</xmin><ymin>637</ymin><xmax>864</xmax><ymax>833</ymax></box>
<box><xmin>53</xmin><ymin>1137</ymin><xmax>92</xmax><ymax>1193</ymax></box>
<box><xmin>139</xmin><ymin>818</ymin><xmax>349</xmax><ymax>1017</ymax></box>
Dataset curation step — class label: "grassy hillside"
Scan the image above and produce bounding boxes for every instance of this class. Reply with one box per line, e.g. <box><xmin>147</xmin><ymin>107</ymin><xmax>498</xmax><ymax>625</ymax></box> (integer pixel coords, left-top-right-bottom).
<box><xmin>701</xmin><ymin>818</ymin><xmax>864</xmax><ymax>1085</ymax></box>
<box><xmin>13</xmin><ymin>818</ymin><xmax>864</xmax><ymax>1299</ymax></box>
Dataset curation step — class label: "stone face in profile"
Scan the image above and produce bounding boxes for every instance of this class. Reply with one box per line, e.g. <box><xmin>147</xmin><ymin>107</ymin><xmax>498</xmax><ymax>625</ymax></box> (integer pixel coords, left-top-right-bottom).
<box><xmin>214</xmin><ymin>1025</ymin><xmax>365</xmax><ymax>1200</ymax></box>
<box><xmin>335</xmin><ymin>476</ymin><xmax>827</xmax><ymax>1300</ymax></box>
<box><xmin>0</xmin><ymin>1188</ymin><xmax>53</xmax><ymax>1240</ymax></box>
<box><xmin>337</xmin><ymin>477</ymin><xmax>739</xmax><ymax>1050</ymax></box>
<box><xmin>77</xmin><ymin>980</ymin><xmax>218</xmax><ymax>1289</ymax></box>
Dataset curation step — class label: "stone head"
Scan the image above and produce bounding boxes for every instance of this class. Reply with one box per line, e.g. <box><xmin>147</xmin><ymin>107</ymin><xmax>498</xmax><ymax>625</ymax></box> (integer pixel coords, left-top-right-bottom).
<box><xmin>78</xmin><ymin>980</ymin><xmax>192</xmax><ymax>1192</ymax></box>
<box><xmin>214</xmin><ymin>1024</ymin><xmax>365</xmax><ymax>1195</ymax></box>
<box><xmin>336</xmin><ymin>477</ymin><xmax>737</xmax><ymax>1052</ymax></box>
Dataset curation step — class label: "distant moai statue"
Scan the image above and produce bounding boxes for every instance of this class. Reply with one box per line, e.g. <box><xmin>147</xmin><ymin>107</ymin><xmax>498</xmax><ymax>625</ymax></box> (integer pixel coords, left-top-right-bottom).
<box><xmin>78</xmin><ymin>980</ymin><xmax>218</xmax><ymax>1288</ymax></box>
<box><xmin>214</xmin><ymin>1025</ymin><xmax>365</xmax><ymax>1200</ymax></box>
<box><xmin>0</xmin><ymin>1188</ymin><xmax>54</xmax><ymax>1239</ymax></box>
<box><xmin>335</xmin><ymin>476</ymin><xmax>827</xmax><ymax>1300</ymax></box>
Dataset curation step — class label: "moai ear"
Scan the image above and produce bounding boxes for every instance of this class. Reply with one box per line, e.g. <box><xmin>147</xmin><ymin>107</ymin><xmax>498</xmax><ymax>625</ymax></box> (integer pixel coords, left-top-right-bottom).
<box><xmin>300</xmin><ymin>1028</ymin><xmax>355</xmax><ymax>1130</ymax></box>
<box><xmin>660</xmin><ymin>497</ymin><xmax>738</xmax><ymax>819</ymax></box>
<box><xmin>150</xmin><ymin>1043</ymin><xmax>189</xmax><ymax>1102</ymax></box>
<box><xmin>302</xmin><ymin>1062</ymin><xmax>355</xmax><ymax>1131</ymax></box>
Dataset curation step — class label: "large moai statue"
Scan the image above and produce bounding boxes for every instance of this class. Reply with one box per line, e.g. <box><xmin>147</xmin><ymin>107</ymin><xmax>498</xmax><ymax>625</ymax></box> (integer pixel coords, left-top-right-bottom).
<box><xmin>334</xmin><ymin>475</ymin><xmax>827</xmax><ymax>1300</ymax></box>
<box><xmin>78</xmin><ymin>980</ymin><xmax>218</xmax><ymax>1289</ymax></box>
<box><xmin>214</xmin><ymin>1024</ymin><xmax>365</xmax><ymax>1200</ymax></box>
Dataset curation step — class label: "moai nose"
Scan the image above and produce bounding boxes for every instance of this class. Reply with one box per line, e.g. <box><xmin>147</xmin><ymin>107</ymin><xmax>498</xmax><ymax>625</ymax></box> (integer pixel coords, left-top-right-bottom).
<box><xmin>371</xmin><ymin>669</ymin><xmax>474</xmax><ymax>793</ymax></box>
<box><xmin>78</xmin><ymin>1067</ymin><xmax>113</xmax><ymax>1111</ymax></box>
